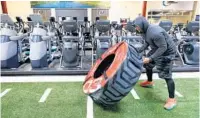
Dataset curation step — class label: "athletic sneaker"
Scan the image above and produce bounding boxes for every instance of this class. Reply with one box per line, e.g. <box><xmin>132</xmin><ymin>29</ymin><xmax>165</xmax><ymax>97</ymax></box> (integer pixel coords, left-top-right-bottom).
<box><xmin>164</xmin><ymin>98</ymin><xmax>177</xmax><ymax>110</ymax></box>
<box><xmin>140</xmin><ymin>81</ymin><xmax>154</xmax><ymax>88</ymax></box>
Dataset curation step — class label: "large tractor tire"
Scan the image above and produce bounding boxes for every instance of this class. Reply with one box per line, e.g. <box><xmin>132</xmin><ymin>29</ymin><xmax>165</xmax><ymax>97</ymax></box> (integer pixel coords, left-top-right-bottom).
<box><xmin>83</xmin><ymin>42</ymin><xmax>143</xmax><ymax>106</ymax></box>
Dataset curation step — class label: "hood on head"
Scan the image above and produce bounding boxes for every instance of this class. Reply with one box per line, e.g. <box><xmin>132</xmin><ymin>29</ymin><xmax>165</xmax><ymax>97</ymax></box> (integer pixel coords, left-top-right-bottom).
<box><xmin>134</xmin><ymin>16</ymin><xmax>149</xmax><ymax>33</ymax></box>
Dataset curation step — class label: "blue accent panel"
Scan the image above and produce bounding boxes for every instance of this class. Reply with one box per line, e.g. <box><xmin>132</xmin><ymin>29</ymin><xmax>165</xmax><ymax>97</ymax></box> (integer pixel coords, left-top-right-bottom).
<box><xmin>195</xmin><ymin>15</ymin><xmax>199</xmax><ymax>21</ymax></box>
<box><xmin>31</xmin><ymin>54</ymin><xmax>48</xmax><ymax>68</ymax></box>
<box><xmin>1</xmin><ymin>54</ymin><xmax>19</xmax><ymax>69</ymax></box>
<box><xmin>63</xmin><ymin>48</ymin><xmax>78</xmax><ymax>63</ymax></box>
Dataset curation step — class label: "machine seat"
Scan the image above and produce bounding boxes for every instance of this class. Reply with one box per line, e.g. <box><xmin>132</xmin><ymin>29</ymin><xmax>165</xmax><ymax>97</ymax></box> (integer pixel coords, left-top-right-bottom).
<box><xmin>125</xmin><ymin>21</ymin><xmax>135</xmax><ymax>33</ymax></box>
<box><xmin>182</xmin><ymin>36</ymin><xmax>199</xmax><ymax>41</ymax></box>
<box><xmin>96</xmin><ymin>20</ymin><xmax>110</xmax><ymax>33</ymax></box>
<box><xmin>159</xmin><ymin>20</ymin><xmax>172</xmax><ymax>32</ymax></box>
<box><xmin>62</xmin><ymin>36</ymin><xmax>80</xmax><ymax>42</ymax></box>
<box><xmin>95</xmin><ymin>36</ymin><xmax>111</xmax><ymax>40</ymax></box>
<box><xmin>185</xmin><ymin>21</ymin><xmax>199</xmax><ymax>33</ymax></box>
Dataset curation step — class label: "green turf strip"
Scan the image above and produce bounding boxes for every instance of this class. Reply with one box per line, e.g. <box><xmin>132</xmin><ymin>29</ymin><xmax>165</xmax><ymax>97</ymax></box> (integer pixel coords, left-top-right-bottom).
<box><xmin>1</xmin><ymin>78</ymin><xmax>199</xmax><ymax>118</ymax></box>
<box><xmin>1</xmin><ymin>83</ymin><xmax>87</xmax><ymax>118</ymax></box>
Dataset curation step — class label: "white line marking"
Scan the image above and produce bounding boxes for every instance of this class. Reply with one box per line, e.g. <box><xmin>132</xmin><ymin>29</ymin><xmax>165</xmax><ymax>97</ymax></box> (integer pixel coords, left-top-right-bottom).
<box><xmin>87</xmin><ymin>96</ymin><xmax>93</xmax><ymax>118</ymax></box>
<box><xmin>39</xmin><ymin>88</ymin><xmax>52</xmax><ymax>103</ymax></box>
<box><xmin>164</xmin><ymin>85</ymin><xmax>183</xmax><ymax>97</ymax></box>
<box><xmin>131</xmin><ymin>88</ymin><xmax>140</xmax><ymax>99</ymax></box>
<box><xmin>175</xmin><ymin>91</ymin><xmax>184</xmax><ymax>97</ymax></box>
<box><xmin>0</xmin><ymin>88</ymin><xmax>11</xmax><ymax>98</ymax></box>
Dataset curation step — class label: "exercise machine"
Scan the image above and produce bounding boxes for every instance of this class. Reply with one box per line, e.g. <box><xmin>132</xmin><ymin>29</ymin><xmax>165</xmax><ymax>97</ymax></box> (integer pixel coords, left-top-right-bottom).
<box><xmin>80</xmin><ymin>17</ymin><xmax>92</xmax><ymax>54</ymax></box>
<box><xmin>94</xmin><ymin>19</ymin><xmax>112</xmax><ymax>59</ymax></box>
<box><xmin>159</xmin><ymin>20</ymin><xmax>173</xmax><ymax>33</ymax></box>
<box><xmin>178</xmin><ymin>21</ymin><xmax>199</xmax><ymax>65</ymax></box>
<box><xmin>15</xmin><ymin>16</ymin><xmax>30</xmax><ymax>63</ymax></box>
<box><xmin>28</xmin><ymin>14</ymin><xmax>57</xmax><ymax>68</ymax></box>
<box><xmin>60</xmin><ymin>17</ymin><xmax>83</xmax><ymax>68</ymax></box>
<box><xmin>173</xmin><ymin>23</ymin><xmax>187</xmax><ymax>39</ymax></box>
<box><xmin>111</xmin><ymin>21</ymin><xmax>122</xmax><ymax>43</ymax></box>
<box><xmin>122</xmin><ymin>21</ymin><xmax>144</xmax><ymax>49</ymax></box>
<box><xmin>0</xmin><ymin>14</ymin><xmax>28</xmax><ymax>69</ymax></box>
<box><xmin>158</xmin><ymin>20</ymin><xmax>178</xmax><ymax>43</ymax></box>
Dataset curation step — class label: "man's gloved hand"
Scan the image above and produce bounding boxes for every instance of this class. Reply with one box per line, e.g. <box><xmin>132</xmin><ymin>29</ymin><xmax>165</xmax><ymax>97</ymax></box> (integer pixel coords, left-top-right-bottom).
<box><xmin>143</xmin><ymin>57</ymin><xmax>151</xmax><ymax>64</ymax></box>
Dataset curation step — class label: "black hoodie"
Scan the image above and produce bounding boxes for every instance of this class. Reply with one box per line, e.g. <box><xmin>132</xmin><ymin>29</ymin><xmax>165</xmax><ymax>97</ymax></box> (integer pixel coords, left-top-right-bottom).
<box><xmin>134</xmin><ymin>16</ymin><xmax>176</xmax><ymax>61</ymax></box>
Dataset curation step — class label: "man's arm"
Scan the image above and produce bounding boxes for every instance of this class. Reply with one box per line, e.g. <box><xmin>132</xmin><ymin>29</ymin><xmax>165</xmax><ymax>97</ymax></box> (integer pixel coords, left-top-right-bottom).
<box><xmin>149</xmin><ymin>33</ymin><xmax>167</xmax><ymax>61</ymax></box>
<box><xmin>138</xmin><ymin>41</ymin><xmax>149</xmax><ymax>53</ymax></box>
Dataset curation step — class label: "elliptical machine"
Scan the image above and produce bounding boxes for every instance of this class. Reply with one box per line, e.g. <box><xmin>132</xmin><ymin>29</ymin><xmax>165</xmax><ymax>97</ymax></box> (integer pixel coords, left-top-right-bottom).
<box><xmin>111</xmin><ymin>21</ymin><xmax>122</xmax><ymax>43</ymax></box>
<box><xmin>78</xmin><ymin>17</ymin><xmax>92</xmax><ymax>54</ymax></box>
<box><xmin>28</xmin><ymin>14</ymin><xmax>55</xmax><ymax>68</ymax></box>
<box><xmin>94</xmin><ymin>19</ymin><xmax>112</xmax><ymax>59</ymax></box>
<box><xmin>122</xmin><ymin>21</ymin><xmax>144</xmax><ymax>49</ymax></box>
<box><xmin>158</xmin><ymin>20</ymin><xmax>173</xmax><ymax>33</ymax></box>
<box><xmin>15</xmin><ymin>16</ymin><xmax>30</xmax><ymax>63</ymax></box>
<box><xmin>158</xmin><ymin>20</ymin><xmax>176</xmax><ymax>42</ymax></box>
<box><xmin>0</xmin><ymin>14</ymin><xmax>28</xmax><ymax>69</ymax></box>
<box><xmin>178</xmin><ymin>21</ymin><xmax>199</xmax><ymax>65</ymax></box>
<box><xmin>173</xmin><ymin>23</ymin><xmax>187</xmax><ymax>40</ymax></box>
<box><xmin>60</xmin><ymin>17</ymin><xmax>83</xmax><ymax>68</ymax></box>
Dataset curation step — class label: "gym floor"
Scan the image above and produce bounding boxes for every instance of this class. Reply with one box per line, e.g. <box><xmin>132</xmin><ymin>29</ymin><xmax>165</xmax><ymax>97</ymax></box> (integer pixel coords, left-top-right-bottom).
<box><xmin>1</xmin><ymin>73</ymin><xmax>199</xmax><ymax>118</ymax></box>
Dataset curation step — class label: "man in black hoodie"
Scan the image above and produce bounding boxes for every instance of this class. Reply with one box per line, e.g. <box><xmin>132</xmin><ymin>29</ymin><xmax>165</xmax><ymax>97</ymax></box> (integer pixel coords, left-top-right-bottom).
<box><xmin>134</xmin><ymin>16</ymin><xmax>177</xmax><ymax>110</ymax></box>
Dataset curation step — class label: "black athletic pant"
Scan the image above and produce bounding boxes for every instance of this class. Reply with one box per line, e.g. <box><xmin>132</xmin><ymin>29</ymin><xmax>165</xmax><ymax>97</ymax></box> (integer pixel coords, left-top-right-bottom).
<box><xmin>146</xmin><ymin>68</ymin><xmax>175</xmax><ymax>98</ymax></box>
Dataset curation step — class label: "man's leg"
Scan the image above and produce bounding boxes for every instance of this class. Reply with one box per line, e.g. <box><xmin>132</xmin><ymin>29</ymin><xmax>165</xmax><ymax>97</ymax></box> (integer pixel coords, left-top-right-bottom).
<box><xmin>146</xmin><ymin>68</ymin><xmax>153</xmax><ymax>82</ymax></box>
<box><xmin>140</xmin><ymin>63</ymin><xmax>155</xmax><ymax>87</ymax></box>
<box><xmin>165</xmin><ymin>79</ymin><xmax>175</xmax><ymax>98</ymax></box>
<box><xmin>157</xmin><ymin>60</ymin><xmax>177</xmax><ymax>110</ymax></box>
<box><xmin>164</xmin><ymin>78</ymin><xmax>176</xmax><ymax>110</ymax></box>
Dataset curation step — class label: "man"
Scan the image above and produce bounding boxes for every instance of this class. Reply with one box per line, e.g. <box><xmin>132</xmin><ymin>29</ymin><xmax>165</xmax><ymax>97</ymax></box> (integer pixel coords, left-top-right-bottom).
<box><xmin>133</xmin><ymin>16</ymin><xmax>177</xmax><ymax>110</ymax></box>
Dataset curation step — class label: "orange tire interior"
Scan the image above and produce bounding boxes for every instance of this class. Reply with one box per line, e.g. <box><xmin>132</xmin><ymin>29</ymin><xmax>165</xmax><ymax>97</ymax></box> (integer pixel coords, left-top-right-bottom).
<box><xmin>83</xmin><ymin>42</ymin><xmax>128</xmax><ymax>94</ymax></box>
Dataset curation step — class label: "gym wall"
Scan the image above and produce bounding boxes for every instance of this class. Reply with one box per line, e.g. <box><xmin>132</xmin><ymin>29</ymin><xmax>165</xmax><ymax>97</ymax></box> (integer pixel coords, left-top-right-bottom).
<box><xmin>6</xmin><ymin>1</ymin><xmax>33</xmax><ymax>20</ymax></box>
<box><xmin>160</xmin><ymin>15</ymin><xmax>192</xmax><ymax>24</ymax></box>
<box><xmin>0</xmin><ymin>3</ymin><xmax>2</xmax><ymax>14</ymax></box>
<box><xmin>147</xmin><ymin>1</ymin><xmax>197</xmax><ymax>24</ymax></box>
<box><xmin>194</xmin><ymin>1</ymin><xmax>199</xmax><ymax>20</ymax></box>
<box><xmin>196</xmin><ymin>2</ymin><xmax>199</xmax><ymax>15</ymax></box>
<box><xmin>3</xmin><ymin>1</ymin><xmax>199</xmax><ymax>23</ymax></box>
<box><xmin>109</xmin><ymin>1</ymin><xmax>143</xmax><ymax>22</ymax></box>
<box><xmin>56</xmin><ymin>9</ymin><xmax>88</xmax><ymax>21</ymax></box>
<box><xmin>92</xmin><ymin>9</ymin><xmax>109</xmax><ymax>21</ymax></box>
<box><xmin>4</xmin><ymin>1</ymin><xmax>143</xmax><ymax>22</ymax></box>
<box><xmin>147</xmin><ymin>1</ymin><xmax>195</xmax><ymax>10</ymax></box>
<box><xmin>33</xmin><ymin>9</ymin><xmax>51</xmax><ymax>21</ymax></box>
